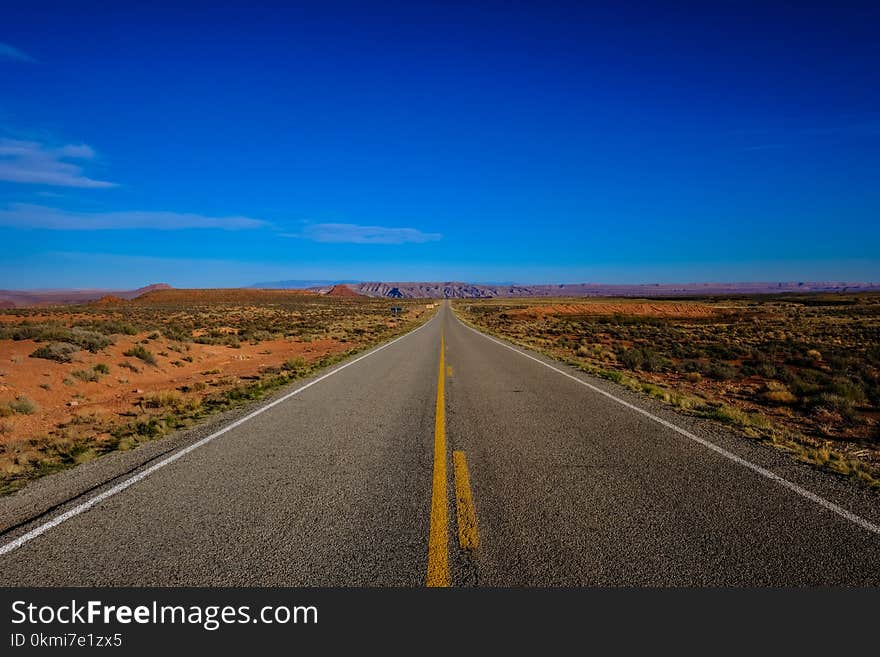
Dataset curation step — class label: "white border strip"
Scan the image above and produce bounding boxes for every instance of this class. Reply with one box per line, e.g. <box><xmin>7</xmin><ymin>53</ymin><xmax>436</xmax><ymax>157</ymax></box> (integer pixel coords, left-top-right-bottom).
<box><xmin>0</xmin><ymin>314</ymin><xmax>437</xmax><ymax>557</ymax></box>
<box><xmin>456</xmin><ymin>315</ymin><xmax>880</xmax><ymax>537</ymax></box>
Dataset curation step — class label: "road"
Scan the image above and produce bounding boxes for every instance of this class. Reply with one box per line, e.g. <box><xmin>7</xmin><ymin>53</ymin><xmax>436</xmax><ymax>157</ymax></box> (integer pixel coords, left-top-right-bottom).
<box><xmin>0</xmin><ymin>301</ymin><xmax>878</xmax><ymax>585</ymax></box>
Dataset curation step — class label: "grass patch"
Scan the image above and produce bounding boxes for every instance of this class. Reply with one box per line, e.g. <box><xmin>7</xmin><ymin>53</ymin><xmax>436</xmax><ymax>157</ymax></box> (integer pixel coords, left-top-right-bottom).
<box><xmin>71</xmin><ymin>363</ymin><xmax>110</xmax><ymax>382</ymax></box>
<box><xmin>71</xmin><ymin>369</ymin><xmax>99</xmax><ymax>383</ymax></box>
<box><xmin>283</xmin><ymin>356</ymin><xmax>308</xmax><ymax>374</ymax></box>
<box><xmin>143</xmin><ymin>390</ymin><xmax>202</xmax><ymax>413</ymax></box>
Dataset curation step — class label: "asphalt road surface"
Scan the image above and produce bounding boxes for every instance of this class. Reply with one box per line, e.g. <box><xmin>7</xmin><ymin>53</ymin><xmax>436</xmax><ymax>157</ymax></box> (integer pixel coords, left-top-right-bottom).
<box><xmin>0</xmin><ymin>302</ymin><xmax>878</xmax><ymax>585</ymax></box>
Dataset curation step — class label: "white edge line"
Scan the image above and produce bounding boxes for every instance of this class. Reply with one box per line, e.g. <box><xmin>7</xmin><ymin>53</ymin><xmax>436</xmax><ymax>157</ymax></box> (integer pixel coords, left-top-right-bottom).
<box><xmin>0</xmin><ymin>313</ymin><xmax>438</xmax><ymax>557</ymax></box>
<box><xmin>454</xmin><ymin>312</ymin><xmax>880</xmax><ymax>537</ymax></box>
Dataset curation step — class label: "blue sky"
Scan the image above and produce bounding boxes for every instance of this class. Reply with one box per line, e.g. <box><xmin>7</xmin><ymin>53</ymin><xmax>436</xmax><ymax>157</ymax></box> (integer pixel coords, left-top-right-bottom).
<box><xmin>1</xmin><ymin>1</ymin><xmax>878</xmax><ymax>288</ymax></box>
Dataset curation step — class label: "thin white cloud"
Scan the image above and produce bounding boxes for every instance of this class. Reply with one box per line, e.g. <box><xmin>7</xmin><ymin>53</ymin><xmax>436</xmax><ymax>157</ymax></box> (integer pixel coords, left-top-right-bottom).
<box><xmin>0</xmin><ymin>203</ymin><xmax>269</xmax><ymax>230</ymax></box>
<box><xmin>286</xmin><ymin>222</ymin><xmax>442</xmax><ymax>244</ymax></box>
<box><xmin>0</xmin><ymin>42</ymin><xmax>34</xmax><ymax>62</ymax></box>
<box><xmin>0</xmin><ymin>139</ymin><xmax>116</xmax><ymax>188</ymax></box>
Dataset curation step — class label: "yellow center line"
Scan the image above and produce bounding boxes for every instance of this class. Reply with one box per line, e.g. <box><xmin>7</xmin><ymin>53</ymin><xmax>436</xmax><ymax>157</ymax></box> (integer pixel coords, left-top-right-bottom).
<box><xmin>426</xmin><ymin>331</ymin><xmax>450</xmax><ymax>587</ymax></box>
<box><xmin>452</xmin><ymin>451</ymin><xmax>479</xmax><ymax>550</ymax></box>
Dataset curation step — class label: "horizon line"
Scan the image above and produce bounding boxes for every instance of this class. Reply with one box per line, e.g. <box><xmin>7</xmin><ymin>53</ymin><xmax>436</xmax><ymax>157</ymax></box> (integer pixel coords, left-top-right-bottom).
<box><xmin>4</xmin><ymin>279</ymin><xmax>880</xmax><ymax>292</ymax></box>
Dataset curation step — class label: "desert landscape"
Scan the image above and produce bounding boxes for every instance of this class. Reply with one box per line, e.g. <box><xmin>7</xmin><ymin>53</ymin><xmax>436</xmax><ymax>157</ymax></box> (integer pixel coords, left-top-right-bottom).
<box><xmin>454</xmin><ymin>294</ymin><xmax>880</xmax><ymax>486</ymax></box>
<box><xmin>3</xmin><ymin>0</ymin><xmax>880</xmax><ymax>610</ymax></box>
<box><xmin>0</xmin><ymin>287</ymin><xmax>431</xmax><ymax>494</ymax></box>
<box><xmin>4</xmin><ymin>285</ymin><xmax>877</xmax><ymax>495</ymax></box>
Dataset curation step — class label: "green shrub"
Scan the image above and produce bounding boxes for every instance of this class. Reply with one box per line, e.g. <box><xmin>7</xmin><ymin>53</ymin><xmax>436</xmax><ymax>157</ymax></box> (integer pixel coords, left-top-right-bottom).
<box><xmin>101</xmin><ymin>320</ymin><xmax>138</xmax><ymax>335</ymax></box>
<box><xmin>69</xmin><ymin>328</ymin><xmax>113</xmax><ymax>352</ymax></box>
<box><xmin>703</xmin><ymin>362</ymin><xmax>738</xmax><ymax>381</ymax></box>
<box><xmin>828</xmin><ymin>380</ymin><xmax>867</xmax><ymax>406</ymax></box>
<box><xmin>123</xmin><ymin>344</ymin><xmax>157</xmax><ymax>366</ymax></box>
<box><xmin>30</xmin><ymin>342</ymin><xmax>79</xmax><ymax>363</ymax></box>
<box><xmin>71</xmin><ymin>369</ymin><xmax>99</xmax><ymax>383</ymax></box>
<box><xmin>764</xmin><ymin>389</ymin><xmax>797</xmax><ymax>404</ymax></box>
<box><xmin>7</xmin><ymin>324</ymin><xmax>112</xmax><ymax>352</ymax></box>
<box><xmin>283</xmin><ymin>356</ymin><xmax>308</xmax><ymax>373</ymax></box>
<box><xmin>816</xmin><ymin>392</ymin><xmax>853</xmax><ymax>413</ymax></box>
<box><xmin>4</xmin><ymin>396</ymin><xmax>37</xmax><ymax>415</ymax></box>
<box><xmin>160</xmin><ymin>325</ymin><xmax>190</xmax><ymax>341</ymax></box>
<box><xmin>619</xmin><ymin>347</ymin><xmax>665</xmax><ymax>372</ymax></box>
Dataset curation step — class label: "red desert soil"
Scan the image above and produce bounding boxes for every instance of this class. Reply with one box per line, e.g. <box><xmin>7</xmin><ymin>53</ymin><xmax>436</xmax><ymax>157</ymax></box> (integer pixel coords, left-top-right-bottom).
<box><xmin>325</xmin><ymin>284</ymin><xmax>364</xmax><ymax>297</ymax></box>
<box><xmin>509</xmin><ymin>302</ymin><xmax>720</xmax><ymax>319</ymax></box>
<box><xmin>131</xmin><ymin>288</ymin><xmax>316</xmax><ymax>304</ymax></box>
<box><xmin>0</xmin><ymin>334</ymin><xmax>349</xmax><ymax>444</ymax></box>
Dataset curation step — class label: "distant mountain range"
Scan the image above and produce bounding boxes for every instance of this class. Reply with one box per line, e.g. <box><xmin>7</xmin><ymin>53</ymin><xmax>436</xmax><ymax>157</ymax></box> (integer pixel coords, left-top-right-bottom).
<box><xmin>341</xmin><ymin>281</ymin><xmax>880</xmax><ymax>299</ymax></box>
<box><xmin>2</xmin><ymin>280</ymin><xmax>879</xmax><ymax>309</ymax></box>
<box><xmin>0</xmin><ymin>284</ymin><xmax>171</xmax><ymax>308</ymax></box>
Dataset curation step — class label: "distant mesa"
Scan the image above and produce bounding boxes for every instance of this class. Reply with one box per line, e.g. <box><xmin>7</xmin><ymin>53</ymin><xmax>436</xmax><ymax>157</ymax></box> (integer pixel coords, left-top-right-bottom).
<box><xmin>130</xmin><ymin>283</ymin><xmax>172</xmax><ymax>297</ymax></box>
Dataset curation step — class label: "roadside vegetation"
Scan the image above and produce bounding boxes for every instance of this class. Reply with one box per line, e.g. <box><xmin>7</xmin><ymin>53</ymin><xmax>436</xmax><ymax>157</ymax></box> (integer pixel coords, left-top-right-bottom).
<box><xmin>455</xmin><ymin>294</ymin><xmax>880</xmax><ymax>488</ymax></box>
<box><xmin>0</xmin><ymin>291</ymin><xmax>432</xmax><ymax>495</ymax></box>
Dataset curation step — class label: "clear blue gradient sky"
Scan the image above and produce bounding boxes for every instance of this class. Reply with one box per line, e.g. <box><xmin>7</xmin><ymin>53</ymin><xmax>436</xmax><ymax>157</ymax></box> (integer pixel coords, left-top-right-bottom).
<box><xmin>1</xmin><ymin>1</ymin><xmax>878</xmax><ymax>288</ymax></box>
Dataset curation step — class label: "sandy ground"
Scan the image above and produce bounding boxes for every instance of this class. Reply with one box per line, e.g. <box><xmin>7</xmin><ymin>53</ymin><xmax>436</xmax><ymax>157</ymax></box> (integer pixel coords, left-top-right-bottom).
<box><xmin>0</xmin><ymin>333</ymin><xmax>349</xmax><ymax>443</ymax></box>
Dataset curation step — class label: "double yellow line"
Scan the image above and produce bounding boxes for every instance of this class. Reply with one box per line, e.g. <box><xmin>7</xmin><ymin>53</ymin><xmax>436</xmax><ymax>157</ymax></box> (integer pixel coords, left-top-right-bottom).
<box><xmin>427</xmin><ymin>331</ymin><xmax>479</xmax><ymax>587</ymax></box>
